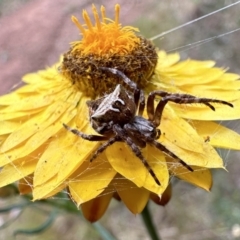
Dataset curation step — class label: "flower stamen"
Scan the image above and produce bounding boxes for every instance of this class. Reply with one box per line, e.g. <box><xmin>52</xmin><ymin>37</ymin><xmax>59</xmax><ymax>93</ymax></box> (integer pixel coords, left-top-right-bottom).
<box><xmin>115</xmin><ymin>4</ymin><xmax>120</xmax><ymax>26</ymax></box>
<box><xmin>71</xmin><ymin>16</ymin><xmax>85</xmax><ymax>35</ymax></box>
<box><xmin>83</xmin><ymin>10</ymin><xmax>93</xmax><ymax>31</ymax></box>
<box><xmin>92</xmin><ymin>4</ymin><xmax>101</xmax><ymax>31</ymax></box>
<box><xmin>101</xmin><ymin>6</ymin><xmax>106</xmax><ymax>23</ymax></box>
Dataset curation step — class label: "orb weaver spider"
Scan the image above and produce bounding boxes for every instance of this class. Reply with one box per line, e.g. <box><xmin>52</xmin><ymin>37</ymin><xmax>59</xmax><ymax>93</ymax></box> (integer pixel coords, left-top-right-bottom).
<box><xmin>63</xmin><ymin>68</ymin><xmax>233</xmax><ymax>185</ymax></box>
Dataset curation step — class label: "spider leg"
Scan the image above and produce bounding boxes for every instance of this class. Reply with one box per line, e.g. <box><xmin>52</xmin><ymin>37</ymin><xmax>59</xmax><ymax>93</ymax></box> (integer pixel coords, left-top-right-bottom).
<box><xmin>89</xmin><ymin>136</ymin><xmax>120</xmax><ymax>162</ymax></box>
<box><xmin>100</xmin><ymin>67</ymin><xmax>138</xmax><ymax>91</ymax></box>
<box><xmin>138</xmin><ymin>89</ymin><xmax>145</xmax><ymax>116</ymax></box>
<box><xmin>63</xmin><ymin>123</ymin><xmax>109</xmax><ymax>141</ymax></box>
<box><xmin>147</xmin><ymin>91</ymin><xmax>233</xmax><ymax>127</ymax></box>
<box><xmin>100</xmin><ymin>67</ymin><xmax>145</xmax><ymax>116</ymax></box>
<box><xmin>113</xmin><ymin>124</ymin><xmax>161</xmax><ymax>186</ymax></box>
<box><xmin>152</xmin><ymin>140</ymin><xmax>193</xmax><ymax>172</ymax></box>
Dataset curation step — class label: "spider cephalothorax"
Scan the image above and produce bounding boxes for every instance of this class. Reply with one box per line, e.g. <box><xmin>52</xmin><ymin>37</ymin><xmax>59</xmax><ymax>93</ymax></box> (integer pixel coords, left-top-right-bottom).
<box><xmin>86</xmin><ymin>84</ymin><xmax>137</xmax><ymax>135</ymax></box>
<box><xmin>63</xmin><ymin>68</ymin><xmax>233</xmax><ymax>186</ymax></box>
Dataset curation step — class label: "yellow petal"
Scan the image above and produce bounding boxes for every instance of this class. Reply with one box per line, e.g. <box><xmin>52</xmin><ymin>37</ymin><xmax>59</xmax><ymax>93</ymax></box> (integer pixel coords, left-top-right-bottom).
<box><xmin>0</xmin><ymin>121</ymin><xmax>20</xmax><ymax>135</ymax></box>
<box><xmin>114</xmin><ymin>177</ymin><xmax>149</xmax><ymax>214</ymax></box>
<box><xmin>33</xmin><ymin>100</ymin><xmax>99</xmax><ymax>198</ymax></box>
<box><xmin>0</xmin><ymin>142</ymin><xmax>48</xmax><ymax>187</ymax></box>
<box><xmin>33</xmin><ymin>125</ymin><xmax>98</xmax><ymax>187</ymax></box>
<box><xmin>32</xmin><ymin>179</ymin><xmax>66</xmax><ymax>200</ymax></box>
<box><xmin>0</xmin><ymin>94</ymin><xmax>53</xmax><ymax>111</ymax></box>
<box><xmin>22</xmin><ymin>72</ymin><xmax>50</xmax><ymax>85</ymax></box>
<box><xmin>160</xmin><ymin>106</ymin><xmax>205</xmax><ymax>153</ymax></box>
<box><xmin>175</xmin><ymin>69</ymin><xmax>225</xmax><ymax>86</ymax></box>
<box><xmin>177</xmin><ymin>85</ymin><xmax>240</xmax><ymax>101</ymax></box>
<box><xmin>0</xmin><ymin>93</ymin><xmax>23</xmax><ymax>105</ymax></box>
<box><xmin>191</xmin><ymin>120</ymin><xmax>240</xmax><ymax>150</ymax></box>
<box><xmin>161</xmin><ymin>60</ymin><xmax>215</xmax><ymax>80</ymax></box>
<box><xmin>0</xmin><ymin>103</ymin><xmax>77</xmax><ymax>167</ymax></box>
<box><xmin>0</xmin><ymin>82</ymin><xmax>71</xmax><ymax>110</ymax></box>
<box><xmin>0</xmin><ymin>158</ymin><xmax>37</xmax><ymax>188</ymax></box>
<box><xmin>154</xmin><ymin>52</ymin><xmax>240</xmax><ymax>108</ymax></box>
<box><xmin>81</xmin><ymin>190</ymin><xmax>113</xmax><ymax>222</ymax></box>
<box><xmin>106</xmin><ymin>142</ymin><xmax>147</xmax><ymax>187</ymax></box>
<box><xmin>1</xmin><ymin>100</ymin><xmax>73</xmax><ymax>152</ymax></box>
<box><xmin>202</xmin><ymin>78</ymin><xmax>240</xmax><ymax>90</ymax></box>
<box><xmin>68</xmin><ymin>155</ymin><xmax>116</xmax><ymax>204</ymax></box>
<box><xmin>106</xmin><ymin>143</ymin><xmax>169</xmax><ymax>195</ymax></box>
<box><xmin>157</xmin><ymin>51</ymin><xmax>180</xmax><ymax>68</ymax></box>
<box><xmin>40</xmin><ymin>183</ymin><xmax>66</xmax><ymax>199</ymax></box>
<box><xmin>22</xmin><ymin>64</ymin><xmax>62</xmax><ymax>84</ymax></box>
<box><xmin>170</xmin><ymin>162</ymin><xmax>212</xmax><ymax>191</ymax></box>
<box><xmin>0</xmin><ymin>140</ymin><xmax>49</xmax><ymax>168</ymax></box>
<box><xmin>162</xmin><ymin>135</ymin><xmax>223</xmax><ymax>168</ymax></box>
<box><xmin>0</xmin><ymin>109</ymin><xmax>42</xmax><ymax>121</ymax></box>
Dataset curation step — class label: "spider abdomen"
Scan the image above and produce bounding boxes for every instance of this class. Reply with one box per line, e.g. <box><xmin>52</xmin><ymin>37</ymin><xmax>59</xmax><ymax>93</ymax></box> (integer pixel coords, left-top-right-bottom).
<box><xmin>131</xmin><ymin>116</ymin><xmax>159</xmax><ymax>140</ymax></box>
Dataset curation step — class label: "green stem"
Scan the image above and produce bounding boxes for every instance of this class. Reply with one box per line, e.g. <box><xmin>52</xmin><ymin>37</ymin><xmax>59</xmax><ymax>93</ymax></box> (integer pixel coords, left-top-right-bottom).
<box><xmin>141</xmin><ymin>204</ymin><xmax>161</xmax><ymax>240</ymax></box>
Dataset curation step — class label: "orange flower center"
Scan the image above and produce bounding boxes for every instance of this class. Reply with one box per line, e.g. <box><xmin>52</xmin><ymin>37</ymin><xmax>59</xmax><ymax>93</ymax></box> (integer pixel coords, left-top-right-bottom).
<box><xmin>71</xmin><ymin>4</ymin><xmax>140</xmax><ymax>56</ymax></box>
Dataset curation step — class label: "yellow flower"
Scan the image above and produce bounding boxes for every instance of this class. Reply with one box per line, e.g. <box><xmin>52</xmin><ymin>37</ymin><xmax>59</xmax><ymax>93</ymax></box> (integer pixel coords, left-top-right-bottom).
<box><xmin>1</xmin><ymin>4</ymin><xmax>240</xmax><ymax>222</ymax></box>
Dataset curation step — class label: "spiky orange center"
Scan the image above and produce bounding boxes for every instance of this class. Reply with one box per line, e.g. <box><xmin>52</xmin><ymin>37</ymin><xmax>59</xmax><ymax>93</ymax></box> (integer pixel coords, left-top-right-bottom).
<box><xmin>71</xmin><ymin>4</ymin><xmax>140</xmax><ymax>55</ymax></box>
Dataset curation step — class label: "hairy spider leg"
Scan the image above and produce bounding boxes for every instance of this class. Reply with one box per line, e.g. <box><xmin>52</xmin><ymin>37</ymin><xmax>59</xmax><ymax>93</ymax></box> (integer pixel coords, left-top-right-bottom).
<box><xmin>63</xmin><ymin>123</ymin><xmax>109</xmax><ymax>141</ymax></box>
<box><xmin>124</xmin><ymin>121</ymin><xmax>193</xmax><ymax>173</ymax></box>
<box><xmin>147</xmin><ymin>91</ymin><xmax>233</xmax><ymax>127</ymax></box>
<box><xmin>63</xmin><ymin>124</ymin><xmax>122</xmax><ymax>163</ymax></box>
<box><xmin>113</xmin><ymin>124</ymin><xmax>161</xmax><ymax>186</ymax></box>
<box><xmin>138</xmin><ymin>90</ymin><xmax>146</xmax><ymax>116</ymax></box>
<box><xmin>100</xmin><ymin>67</ymin><xmax>145</xmax><ymax>116</ymax></box>
<box><xmin>152</xmin><ymin>140</ymin><xmax>193</xmax><ymax>172</ymax></box>
<box><xmin>88</xmin><ymin>136</ymin><xmax>121</xmax><ymax>162</ymax></box>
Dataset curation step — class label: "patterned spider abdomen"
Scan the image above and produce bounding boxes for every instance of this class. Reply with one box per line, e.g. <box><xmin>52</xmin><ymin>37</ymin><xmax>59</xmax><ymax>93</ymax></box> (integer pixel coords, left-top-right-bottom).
<box><xmin>132</xmin><ymin>116</ymin><xmax>160</xmax><ymax>140</ymax></box>
<box><xmin>86</xmin><ymin>84</ymin><xmax>136</xmax><ymax>134</ymax></box>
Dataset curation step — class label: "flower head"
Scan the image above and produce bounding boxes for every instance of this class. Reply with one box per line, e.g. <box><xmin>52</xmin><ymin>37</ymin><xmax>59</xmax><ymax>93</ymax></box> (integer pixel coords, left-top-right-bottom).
<box><xmin>1</xmin><ymin>4</ymin><xmax>240</xmax><ymax>222</ymax></box>
<box><xmin>60</xmin><ymin>4</ymin><xmax>158</xmax><ymax>98</ymax></box>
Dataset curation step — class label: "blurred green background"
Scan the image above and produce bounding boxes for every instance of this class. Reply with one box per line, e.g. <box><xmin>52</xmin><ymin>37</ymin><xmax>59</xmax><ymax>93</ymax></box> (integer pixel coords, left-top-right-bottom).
<box><xmin>0</xmin><ymin>0</ymin><xmax>240</xmax><ymax>239</ymax></box>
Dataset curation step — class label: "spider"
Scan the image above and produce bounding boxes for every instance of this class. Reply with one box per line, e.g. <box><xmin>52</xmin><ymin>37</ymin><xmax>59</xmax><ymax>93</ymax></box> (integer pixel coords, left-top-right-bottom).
<box><xmin>63</xmin><ymin>67</ymin><xmax>233</xmax><ymax>186</ymax></box>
